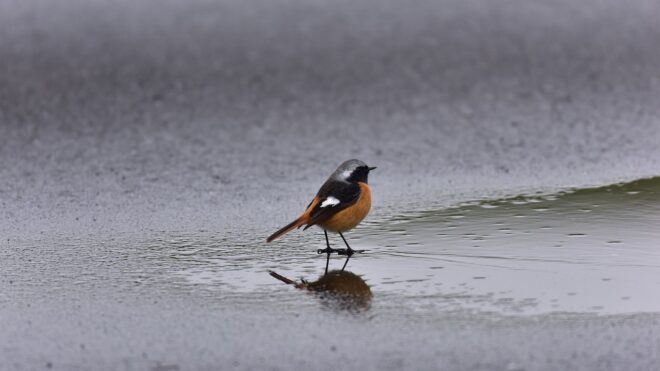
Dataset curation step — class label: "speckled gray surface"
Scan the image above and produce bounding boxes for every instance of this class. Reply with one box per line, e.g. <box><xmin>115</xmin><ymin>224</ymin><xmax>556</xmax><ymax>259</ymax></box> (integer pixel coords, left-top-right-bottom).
<box><xmin>2</xmin><ymin>0</ymin><xmax>660</xmax><ymax>239</ymax></box>
<box><xmin>1</xmin><ymin>0</ymin><xmax>660</xmax><ymax>370</ymax></box>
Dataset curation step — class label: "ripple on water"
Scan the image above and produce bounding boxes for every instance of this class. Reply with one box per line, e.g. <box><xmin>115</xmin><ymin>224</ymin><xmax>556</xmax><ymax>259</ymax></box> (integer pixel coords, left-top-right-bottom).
<box><xmin>353</xmin><ymin>177</ymin><xmax>660</xmax><ymax>315</ymax></box>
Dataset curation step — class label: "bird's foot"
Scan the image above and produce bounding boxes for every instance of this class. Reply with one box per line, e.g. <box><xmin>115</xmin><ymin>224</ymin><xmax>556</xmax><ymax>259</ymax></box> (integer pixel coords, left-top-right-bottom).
<box><xmin>317</xmin><ymin>247</ymin><xmax>337</xmax><ymax>255</ymax></box>
<box><xmin>317</xmin><ymin>248</ymin><xmax>366</xmax><ymax>256</ymax></box>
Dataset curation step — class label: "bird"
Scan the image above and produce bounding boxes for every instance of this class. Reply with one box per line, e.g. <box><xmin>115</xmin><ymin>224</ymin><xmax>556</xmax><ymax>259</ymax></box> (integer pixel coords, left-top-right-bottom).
<box><xmin>266</xmin><ymin>159</ymin><xmax>376</xmax><ymax>273</ymax></box>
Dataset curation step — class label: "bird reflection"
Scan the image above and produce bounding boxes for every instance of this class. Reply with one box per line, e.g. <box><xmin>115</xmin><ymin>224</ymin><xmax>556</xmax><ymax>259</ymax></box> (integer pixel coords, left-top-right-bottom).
<box><xmin>269</xmin><ymin>269</ymin><xmax>372</xmax><ymax>311</ymax></box>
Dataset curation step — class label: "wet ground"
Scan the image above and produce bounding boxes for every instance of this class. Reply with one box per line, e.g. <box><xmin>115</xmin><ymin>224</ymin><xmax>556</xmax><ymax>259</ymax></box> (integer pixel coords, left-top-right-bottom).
<box><xmin>2</xmin><ymin>0</ymin><xmax>660</xmax><ymax>370</ymax></box>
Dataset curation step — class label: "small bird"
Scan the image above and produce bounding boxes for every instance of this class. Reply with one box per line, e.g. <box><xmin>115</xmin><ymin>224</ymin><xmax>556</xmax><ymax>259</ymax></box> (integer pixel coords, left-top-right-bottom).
<box><xmin>267</xmin><ymin>159</ymin><xmax>376</xmax><ymax>272</ymax></box>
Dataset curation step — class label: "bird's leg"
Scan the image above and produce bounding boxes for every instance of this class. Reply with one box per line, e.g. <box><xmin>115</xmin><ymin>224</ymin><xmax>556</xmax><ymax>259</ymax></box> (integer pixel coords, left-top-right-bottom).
<box><xmin>339</xmin><ymin>232</ymin><xmax>354</xmax><ymax>271</ymax></box>
<box><xmin>316</xmin><ymin>230</ymin><xmax>337</xmax><ymax>274</ymax></box>
<box><xmin>324</xmin><ymin>229</ymin><xmax>331</xmax><ymax>275</ymax></box>
<box><xmin>316</xmin><ymin>230</ymin><xmax>337</xmax><ymax>255</ymax></box>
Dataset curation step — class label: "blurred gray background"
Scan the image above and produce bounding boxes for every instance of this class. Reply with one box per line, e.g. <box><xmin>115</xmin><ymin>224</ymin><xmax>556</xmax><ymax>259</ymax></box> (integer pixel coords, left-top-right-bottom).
<box><xmin>1</xmin><ymin>0</ymin><xmax>659</xmax><ymax>238</ymax></box>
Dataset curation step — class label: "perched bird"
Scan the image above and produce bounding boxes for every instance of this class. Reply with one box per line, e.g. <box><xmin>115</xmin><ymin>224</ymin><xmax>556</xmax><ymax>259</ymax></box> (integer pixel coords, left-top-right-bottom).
<box><xmin>267</xmin><ymin>159</ymin><xmax>376</xmax><ymax>272</ymax></box>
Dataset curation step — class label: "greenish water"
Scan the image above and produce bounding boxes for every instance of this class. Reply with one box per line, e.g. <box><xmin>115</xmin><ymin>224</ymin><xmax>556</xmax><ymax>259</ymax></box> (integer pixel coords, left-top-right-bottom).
<box><xmin>350</xmin><ymin>177</ymin><xmax>660</xmax><ymax>314</ymax></box>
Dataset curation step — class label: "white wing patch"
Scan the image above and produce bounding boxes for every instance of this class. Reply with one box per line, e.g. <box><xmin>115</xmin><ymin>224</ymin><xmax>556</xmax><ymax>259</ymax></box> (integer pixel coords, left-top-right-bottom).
<box><xmin>320</xmin><ymin>196</ymin><xmax>340</xmax><ymax>208</ymax></box>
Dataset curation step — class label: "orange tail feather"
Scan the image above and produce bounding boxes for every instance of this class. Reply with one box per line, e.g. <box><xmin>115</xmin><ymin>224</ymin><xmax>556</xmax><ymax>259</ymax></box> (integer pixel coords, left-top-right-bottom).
<box><xmin>266</xmin><ymin>217</ymin><xmax>304</xmax><ymax>242</ymax></box>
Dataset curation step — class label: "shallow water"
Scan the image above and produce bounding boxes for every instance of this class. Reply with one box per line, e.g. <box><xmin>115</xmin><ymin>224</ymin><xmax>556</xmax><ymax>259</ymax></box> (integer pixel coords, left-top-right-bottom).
<box><xmin>11</xmin><ymin>177</ymin><xmax>657</xmax><ymax>316</ymax></box>
<box><xmin>359</xmin><ymin>177</ymin><xmax>660</xmax><ymax>314</ymax></box>
<box><xmin>119</xmin><ymin>177</ymin><xmax>660</xmax><ymax>316</ymax></box>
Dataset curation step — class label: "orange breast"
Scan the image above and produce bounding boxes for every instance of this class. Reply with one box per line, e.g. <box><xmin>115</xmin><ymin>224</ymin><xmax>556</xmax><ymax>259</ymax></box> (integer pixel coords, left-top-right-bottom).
<box><xmin>320</xmin><ymin>182</ymin><xmax>372</xmax><ymax>233</ymax></box>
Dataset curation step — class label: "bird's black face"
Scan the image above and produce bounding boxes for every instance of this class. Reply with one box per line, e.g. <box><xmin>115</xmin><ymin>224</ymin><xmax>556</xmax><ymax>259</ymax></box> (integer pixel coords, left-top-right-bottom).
<box><xmin>346</xmin><ymin>165</ymin><xmax>376</xmax><ymax>184</ymax></box>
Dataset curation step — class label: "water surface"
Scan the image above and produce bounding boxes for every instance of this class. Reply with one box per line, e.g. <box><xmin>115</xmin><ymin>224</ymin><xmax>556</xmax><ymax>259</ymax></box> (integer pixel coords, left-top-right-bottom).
<box><xmin>146</xmin><ymin>177</ymin><xmax>660</xmax><ymax>315</ymax></box>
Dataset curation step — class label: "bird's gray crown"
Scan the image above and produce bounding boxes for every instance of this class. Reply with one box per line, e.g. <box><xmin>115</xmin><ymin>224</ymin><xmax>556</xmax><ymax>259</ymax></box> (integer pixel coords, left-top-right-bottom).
<box><xmin>332</xmin><ymin>159</ymin><xmax>368</xmax><ymax>180</ymax></box>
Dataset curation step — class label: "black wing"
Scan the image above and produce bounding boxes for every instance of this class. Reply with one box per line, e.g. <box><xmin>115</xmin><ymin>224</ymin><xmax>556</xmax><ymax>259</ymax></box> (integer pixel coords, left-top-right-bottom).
<box><xmin>303</xmin><ymin>180</ymin><xmax>360</xmax><ymax>230</ymax></box>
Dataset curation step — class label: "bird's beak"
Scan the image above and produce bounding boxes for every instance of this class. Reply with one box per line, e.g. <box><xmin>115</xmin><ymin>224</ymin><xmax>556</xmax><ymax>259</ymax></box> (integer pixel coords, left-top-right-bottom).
<box><xmin>368</xmin><ymin>166</ymin><xmax>377</xmax><ymax>171</ymax></box>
